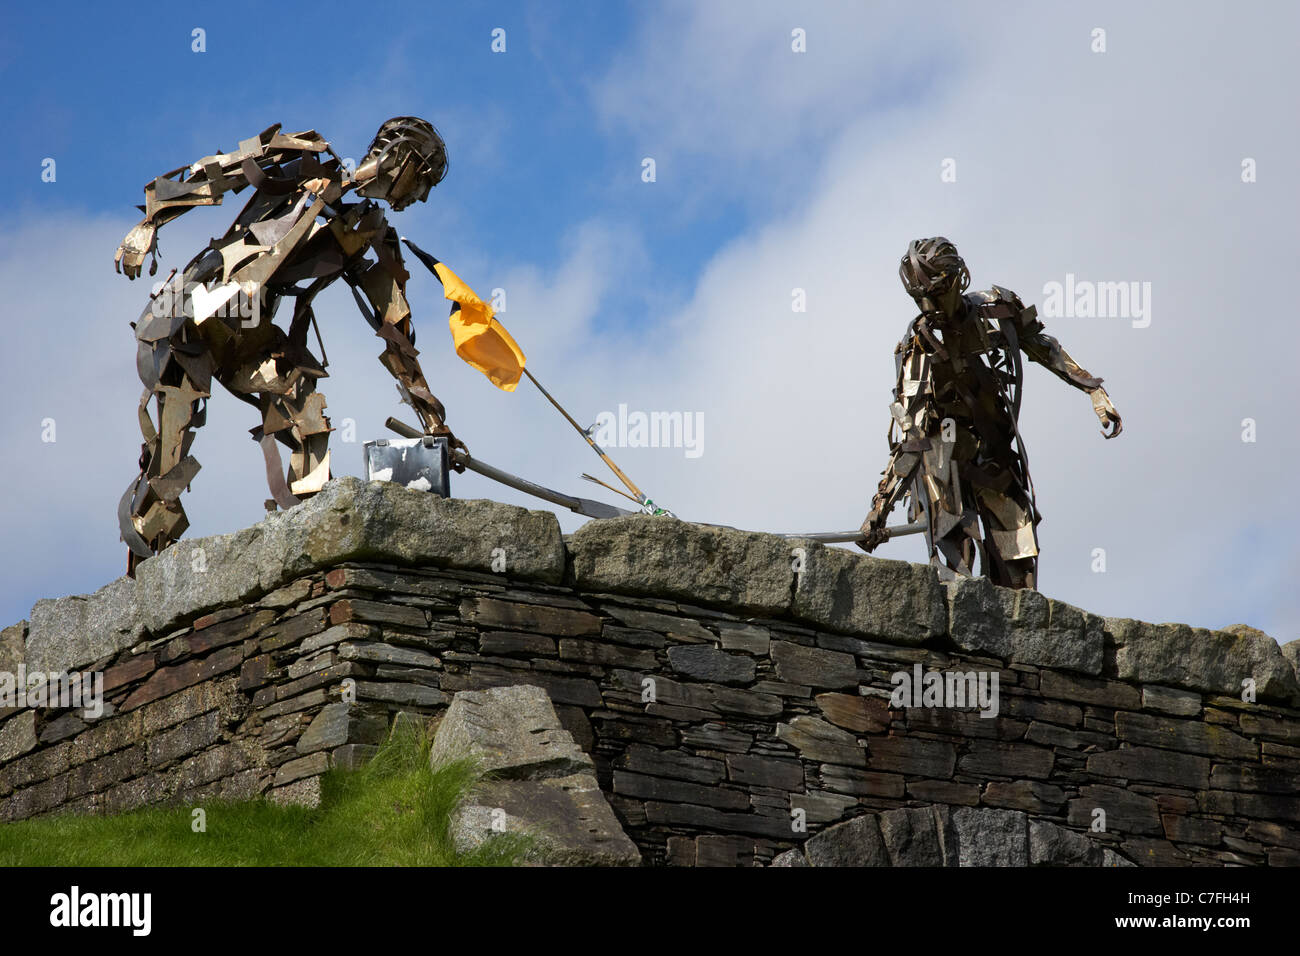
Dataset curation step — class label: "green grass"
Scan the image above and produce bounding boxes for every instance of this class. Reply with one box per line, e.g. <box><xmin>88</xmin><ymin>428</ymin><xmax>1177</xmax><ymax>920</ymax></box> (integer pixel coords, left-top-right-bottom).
<box><xmin>0</xmin><ymin>724</ymin><xmax>536</xmax><ymax>866</ymax></box>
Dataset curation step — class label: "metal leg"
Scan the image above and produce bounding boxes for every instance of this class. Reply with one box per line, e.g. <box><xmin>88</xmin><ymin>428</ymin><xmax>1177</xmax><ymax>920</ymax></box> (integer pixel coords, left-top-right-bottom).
<box><xmin>121</xmin><ymin>368</ymin><xmax>205</xmax><ymax>569</ymax></box>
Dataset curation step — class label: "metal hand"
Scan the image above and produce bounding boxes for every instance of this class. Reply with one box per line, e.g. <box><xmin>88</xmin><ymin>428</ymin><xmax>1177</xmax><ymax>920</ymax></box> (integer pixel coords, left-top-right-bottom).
<box><xmin>115</xmin><ymin>220</ymin><xmax>158</xmax><ymax>280</ymax></box>
<box><xmin>1090</xmin><ymin>386</ymin><xmax>1123</xmax><ymax>439</ymax></box>
<box><xmin>857</xmin><ymin>500</ymin><xmax>888</xmax><ymax>553</ymax></box>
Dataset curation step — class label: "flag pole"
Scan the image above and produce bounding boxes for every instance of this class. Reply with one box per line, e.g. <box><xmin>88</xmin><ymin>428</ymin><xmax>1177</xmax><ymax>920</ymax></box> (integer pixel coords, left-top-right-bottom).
<box><xmin>398</xmin><ymin>237</ymin><xmax>664</xmax><ymax>511</ymax></box>
<box><xmin>522</xmin><ymin>367</ymin><xmax>648</xmax><ymax>504</ymax></box>
<box><xmin>581</xmin><ymin>473</ymin><xmax>642</xmax><ymax>505</ymax></box>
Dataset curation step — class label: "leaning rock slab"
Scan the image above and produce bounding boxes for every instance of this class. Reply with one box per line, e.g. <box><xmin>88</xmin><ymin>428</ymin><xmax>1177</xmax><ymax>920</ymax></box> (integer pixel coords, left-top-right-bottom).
<box><xmin>430</xmin><ymin>685</ymin><xmax>595</xmax><ymax>780</ymax></box>
<box><xmin>433</xmin><ymin>685</ymin><xmax>640</xmax><ymax>866</ymax></box>
<box><xmin>453</xmin><ymin>773</ymin><xmax>641</xmax><ymax>867</ymax></box>
<box><xmin>1028</xmin><ymin>818</ymin><xmax>1135</xmax><ymax>866</ymax></box>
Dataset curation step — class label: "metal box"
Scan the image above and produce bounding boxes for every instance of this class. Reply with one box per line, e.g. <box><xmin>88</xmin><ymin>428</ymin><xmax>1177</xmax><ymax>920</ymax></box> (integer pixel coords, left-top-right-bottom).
<box><xmin>362</xmin><ymin>436</ymin><xmax>450</xmax><ymax>497</ymax></box>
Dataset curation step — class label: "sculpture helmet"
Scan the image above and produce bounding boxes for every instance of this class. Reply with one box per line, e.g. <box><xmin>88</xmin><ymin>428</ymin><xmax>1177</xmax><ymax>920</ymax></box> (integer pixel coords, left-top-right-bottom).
<box><xmin>899</xmin><ymin>237</ymin><xmax>970</xmax><ymax>302</ymax></box>
<box><xmin>356</xmin><ymin>116</ymin><xmax>448</xmax><ymax>210</ymax></box>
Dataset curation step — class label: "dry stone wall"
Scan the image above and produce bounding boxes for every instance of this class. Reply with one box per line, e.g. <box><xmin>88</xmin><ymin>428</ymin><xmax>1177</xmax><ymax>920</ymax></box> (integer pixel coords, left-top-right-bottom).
<box><xmin>2</xmin><ymin>477</ymin><xmax>1299</xmax><ymax>866</ymax></box>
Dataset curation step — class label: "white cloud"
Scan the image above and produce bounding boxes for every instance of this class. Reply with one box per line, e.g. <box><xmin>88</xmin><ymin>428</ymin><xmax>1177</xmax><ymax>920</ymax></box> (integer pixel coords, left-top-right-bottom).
<box><xmin>574</xmin><ymin>0</ymin><xmax>1300</xmax><ymax>640</ymax></box>
<box><xmin>2</xmin><ymin>1</ymin><xmax>1296</xmax><ymax>648</ymax></box>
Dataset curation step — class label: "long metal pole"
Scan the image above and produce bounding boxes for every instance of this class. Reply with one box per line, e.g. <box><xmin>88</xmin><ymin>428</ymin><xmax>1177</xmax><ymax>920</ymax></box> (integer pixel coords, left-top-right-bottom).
<box><xmin>522</xmin><ymin>367</ymin><xmax>648</xmax><ymax>503</ymax></box>
<box><xmin>778</xmin><ymin>521</ymin><xmax>928</xmax><ymax>543</ymax></box>
<box><xmin>384</xmin><ymin>416</ymin><xmax>924</xmax><ymax>541</ymax></box>
<box><xmin>382</xmin><ymin>417</ymin><xmax>634</xmax><ymax>520</ymax></box>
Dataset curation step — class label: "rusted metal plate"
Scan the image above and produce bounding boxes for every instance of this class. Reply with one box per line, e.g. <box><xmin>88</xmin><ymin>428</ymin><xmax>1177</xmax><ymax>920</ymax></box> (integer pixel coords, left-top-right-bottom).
<box><xmin>364</xmin><ymin>437</ymin><xmax>450</xmax><ymax>496</ymax></box>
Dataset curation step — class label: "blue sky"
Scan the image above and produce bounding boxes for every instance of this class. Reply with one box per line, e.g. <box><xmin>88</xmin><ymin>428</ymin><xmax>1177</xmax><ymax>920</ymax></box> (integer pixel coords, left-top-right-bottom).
<box><xmin>1</xmin><ymin>1</ymin><xmax>1297</xmax><ymax>646</ymax></box>
<box><xmin>1</xmin><ymin>0</ymin><xmax>769</xmax><ymax>316</ymax></box>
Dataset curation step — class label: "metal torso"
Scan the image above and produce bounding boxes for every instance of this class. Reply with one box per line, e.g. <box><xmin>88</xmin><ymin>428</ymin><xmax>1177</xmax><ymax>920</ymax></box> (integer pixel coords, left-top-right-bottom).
<box><xmin>902</xmin><ymin>291</ymin><xmax>1022</xmax><ymax>469</ymax></box>
<box><xmin>885</xmin><ymin>286</ymin><xmax>1040</xmax><ymax>586</ymax></box>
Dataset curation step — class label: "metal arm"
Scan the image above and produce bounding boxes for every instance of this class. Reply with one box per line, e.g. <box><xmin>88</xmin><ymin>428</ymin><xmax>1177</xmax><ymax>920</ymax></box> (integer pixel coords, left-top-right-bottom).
<box><xmin>1014</xmin><ymin>307</ymin><xmax>1122</xmax><ymax>438</ymax></box>
<box><xmin>115</xmin><ymin>123</ymin><xmax>339</xmax><ymax>279</ymax></box>
<box><xmin>351</xmin><ymin>229</ymin><xmax>461</xmax><ymax>450</ymax></box>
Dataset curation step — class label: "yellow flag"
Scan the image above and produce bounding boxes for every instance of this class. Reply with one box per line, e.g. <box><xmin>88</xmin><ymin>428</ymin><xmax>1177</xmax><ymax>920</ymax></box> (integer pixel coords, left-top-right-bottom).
<box><xmin>432</xmin><ymin>261</ymin><xmax>526</xmax><ymax>391</ymax></box>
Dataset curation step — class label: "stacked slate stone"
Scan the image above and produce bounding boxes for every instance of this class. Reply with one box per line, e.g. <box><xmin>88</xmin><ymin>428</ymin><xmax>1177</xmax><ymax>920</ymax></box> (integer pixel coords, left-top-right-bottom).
<box><xmin>1</xmin><ymin>477</ymin><xmax>1298</xmax><ymax>866</ymax></box>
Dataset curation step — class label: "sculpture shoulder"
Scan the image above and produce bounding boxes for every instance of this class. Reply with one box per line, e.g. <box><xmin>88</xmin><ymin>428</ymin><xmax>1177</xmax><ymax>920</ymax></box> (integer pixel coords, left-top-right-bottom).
<box><xmin>895</xmin><ymin>315</ymin><xmax>922</xmax><ymax>352</ymax></box>
<box><xmin>967</xmin><ymin>285</ymin><xmax>1026</xmax><ymax>311</ymax></box>
<box><xmin>967</xmin><ymin>285</ymin><xmax>1045</xmax><ymax>339</ymax></box>
<box><xmin>266</xmin><ymin>125</ymin><xmax>333</xmax><ymax>153</ymax></box>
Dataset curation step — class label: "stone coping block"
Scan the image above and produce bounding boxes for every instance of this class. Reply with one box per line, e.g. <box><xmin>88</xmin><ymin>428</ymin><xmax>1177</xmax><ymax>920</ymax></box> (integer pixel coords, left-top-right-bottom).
<box><xmin>1108</xmin><ymin>618</ymin><xmax>1300</xmax><ymax>706</ymax></box>
<box><xmin>26</xmin><ymin>577</ymin><xmax>143</xmax><ymax>675</ymax></box>
<box><xmin>790</xmin><ymin>542</ymin><xmax>947</xmax><ymax>645</ymax></box>
<box><xmin>946</xmin><ymin>576</ymin><xmax>1104</xmax><ymax>676</ymax></box>
<box><xmin>568</xmin><ymin>516</ymin><xmax>795</xmax><ymax>614</ymax></box>
<box><xmin>19</xmin><ymin>477</ymin><xmax>566</xmax><ymax>675</ymax></box>
<box><xmin>1</xmin><ymin>623</ymin><xmax>28</xmax><ymax>676</ymax></box>
<box><xmin>6</xmin><ymin>475</ymin><xmax>1297</xmax><ymax>707</ymax></box>
<box><xmin>1283</xmin><ymin>639</ymin><xmax>1300</xmax><ymax>675</ymax></box>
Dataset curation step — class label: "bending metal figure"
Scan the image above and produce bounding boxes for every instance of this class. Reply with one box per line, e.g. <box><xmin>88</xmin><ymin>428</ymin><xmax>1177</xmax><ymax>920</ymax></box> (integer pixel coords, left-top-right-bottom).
<box><xmin>859</xmin><ymin>238</ymin><xmax>1122</xmax><ymax>589</ymax></box>
<box><xmin>115</xmin><ymin>117</ymin><xmax>461</xmax><ymax>573</ymax></box>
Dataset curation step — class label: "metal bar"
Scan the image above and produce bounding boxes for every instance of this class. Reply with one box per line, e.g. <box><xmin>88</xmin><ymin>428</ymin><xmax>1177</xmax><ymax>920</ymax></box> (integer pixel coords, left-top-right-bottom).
<box><xmin>581</xmin><ymin>472</ymin><xmax>642</xmax><ymax>504</ymax></box>
<box><xmin>779</xmin><ymin>521</ymin><xmax>928</xmax><ymax>543</ymax></box>
<box><xmin>385</xmin><ymin>416</ymin><xmax>422</xmax><ymax>439</ymax></box>
<box><xmin>459</xmin><ymin>454</ymin><xmax>634</xmax><ymax>520</ymax></box>
<box><xmin>384</xmin><ymin>417</ymin><xmax>633</xmax><ymax>520</ymax></box>
<box><xmin>385</xmin><ymin>418</ymin><xmax>923</xmax><ymax>538</ymax></box>
<box><xmin>522</xmin><ymin>367</ymin><xmax>647</xmax><ymax>503</ymax></box>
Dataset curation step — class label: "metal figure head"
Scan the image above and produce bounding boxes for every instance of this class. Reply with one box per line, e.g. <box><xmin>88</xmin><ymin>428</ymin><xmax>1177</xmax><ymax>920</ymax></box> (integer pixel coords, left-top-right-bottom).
<box><xmin>900</xmin><ymin>237</ymin><xmax>970</xmax><ymax>315</ymax></box>
<box><xmin>354</xmin><ymin>116</ymin><xmax>448</xmax><ymax>211</ymax></box>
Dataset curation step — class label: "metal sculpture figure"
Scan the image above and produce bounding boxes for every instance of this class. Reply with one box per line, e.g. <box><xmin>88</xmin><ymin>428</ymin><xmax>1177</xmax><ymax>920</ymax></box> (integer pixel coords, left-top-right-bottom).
<box><xmin>115</xmin><ymin>117</ymin><xmax>462</xmax><ymax>573</ymax></box>
<box><xmin>858</xmin><ymin>238</ymin><xmax>1122</xmax><ymax>589</ymax></box>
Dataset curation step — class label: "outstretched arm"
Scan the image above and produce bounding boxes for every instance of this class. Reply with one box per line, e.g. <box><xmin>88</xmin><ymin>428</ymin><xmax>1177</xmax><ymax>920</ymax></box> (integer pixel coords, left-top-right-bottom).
<box><xmin>999</xmin><ymin>291</ymin><xmax>1123</xmax><ymax>439</ymax></box>
<box><xmin>1020</xmin><ymin>327</ymin><xmax>1122</xmax><ymax>439</ymax></box>
<box><xmin>859</xmin><ymin>346</ymin><xmax>928</xmax><ymax>552</ymax></box>
<box><xmin>115</xmin><ymin>123</ymin><xmax>338</xmax><ymax>278</ymax></box>
<box><xmin>859</xmin><ymin>437</ymin><xmax>922</xmax><ymax>552</ymax></box>
<box><xmin>347</xmin><ymin>227</ymin><xmax>464</xmax><ymax>452</ymax></box>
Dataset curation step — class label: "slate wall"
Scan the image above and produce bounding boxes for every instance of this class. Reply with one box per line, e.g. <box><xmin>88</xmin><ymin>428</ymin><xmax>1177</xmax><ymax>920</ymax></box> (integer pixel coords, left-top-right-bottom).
<box><xmin>2</xmin><ymin>477</ymin><xmax>1298</xmax><ymax>866</ymax></box>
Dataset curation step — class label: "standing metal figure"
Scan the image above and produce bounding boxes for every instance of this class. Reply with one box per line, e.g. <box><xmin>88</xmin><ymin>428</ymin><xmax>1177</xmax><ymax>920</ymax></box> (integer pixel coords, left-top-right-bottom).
<box><xmin>858</xmin><ymin>238</ymin><xmax>1122</xmax><ymax>589</ymax></box>
<box><xmin>115</xmin><ymin>117</ymin><xmax>462</xmax><ymax>573</ymax></box>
